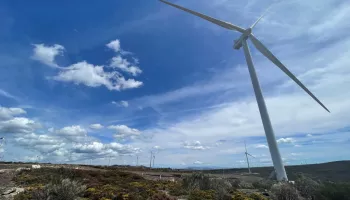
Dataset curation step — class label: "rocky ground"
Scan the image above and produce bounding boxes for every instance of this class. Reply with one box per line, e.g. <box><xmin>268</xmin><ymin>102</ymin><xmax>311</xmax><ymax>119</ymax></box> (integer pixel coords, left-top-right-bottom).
<box><xmin>0</xmin><ymin>169</ymin><xmax>24</xmax><ymax>200</ymax></box>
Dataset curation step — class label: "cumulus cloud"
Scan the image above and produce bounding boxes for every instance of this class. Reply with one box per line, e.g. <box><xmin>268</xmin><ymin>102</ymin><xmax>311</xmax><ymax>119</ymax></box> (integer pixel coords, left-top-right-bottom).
<box><xmin>31</xmin><ymin>44</ymin><xmax>64</xmax><ymax>68</ymax></box>
<box><xmin>89</xmin><ymin>124</ymin><xmax>104</xmax><ymax>130</ymax></box>
<box><xmin>72</xmin><ymin>141</ymin><xmax>140</xmax><ymax>157</ymax></box>
<box><xmin>106</xmin><ymin>39</ymin><xmax>121</xmax><ymax>52</ymax></box>
<box><xmin>108</xmin><ymin>142</ymin><xmax>141</xmax><ymax>155</ymax></box>
<box><xmin>53</xmin><ymin>61</ymin><xmax>143</xmax><ymax>91</ymax></box>
<box><xmin>73</xmin><ymin>142</ymin><xmax>105</xmax><ymax>154</ymax></box>
<box><xmin>0</xmin><ymin>107</ymin><xmax>26</xmax><ymax>120</ymax></box>
<box><xmin>108</xmin><ymin>125</ymin><xmax>141</xmax><ymax>140</ymax></box>
<box><xmin>107</xmin><ymin>39</ymin><xmax>142</xmax><ymax>76</ymax></box>
<box><xmin>0</xmin><ymin>117</ymin><xmax>40</xmax><ymax>134</ymax></box>
<box><xmin>183</xmin><ymin>141</ymin><xmax>210</xmax><ymax>150</ymax></box>
<box><xmin>31</xmin><ymin>39</ymin><xmax>143</xmax><ymax>92</ymax></box>
<box><xmin>277</xmin><ymin>138</ymin><xmax>296</xmax><ymax>144</ymax></box>
<box><xmin>53</xmin><ymin>125</ymin><xmax>88</xmax><ymax>142</ymax></box>
<box><xmin>14</xmin><ymin>133</ymin><xmax>64</xmax><ymax>153</ymax></box>
<box><xmin>109</xmin><ymin>56</ymin><xmax>142</xmax><ymax>76</ymax></box>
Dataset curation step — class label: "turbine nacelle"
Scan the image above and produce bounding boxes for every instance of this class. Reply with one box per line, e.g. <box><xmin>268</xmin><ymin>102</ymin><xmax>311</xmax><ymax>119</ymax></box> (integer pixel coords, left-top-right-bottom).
<box><xmin>233</xmin><ymin>28</ymin><xmax>252</xmax><ymax>50</ymax></box>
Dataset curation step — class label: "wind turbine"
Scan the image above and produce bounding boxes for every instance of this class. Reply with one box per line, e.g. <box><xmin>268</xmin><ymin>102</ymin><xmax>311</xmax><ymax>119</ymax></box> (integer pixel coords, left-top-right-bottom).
<box><xmin>159</xmin><ymin>0</ymin><xmax>330</xmax><ymax>181</ymax></box>
<box><xmin>136</xmin><ymin>155</ymin><xmax>139</xmax><ymax>166</ymax></box>
<box><xmin>244</xmin><ymin>141</ymin><xmax>255</xmax><ymax>173</ymax></box>
<box><xmin>0</xmin><ymin>137</ymin><xmax>5</xmax><ymax>161</ymax></box>
<box><xmin>153</xmin><ymin>154</ymin><xmax>156</xmax><ymax>168</ymax></box>
<box><xmin>149</xmin><ymin>151</ymin><xmax>153</xmax><ymax>169</ymax></box>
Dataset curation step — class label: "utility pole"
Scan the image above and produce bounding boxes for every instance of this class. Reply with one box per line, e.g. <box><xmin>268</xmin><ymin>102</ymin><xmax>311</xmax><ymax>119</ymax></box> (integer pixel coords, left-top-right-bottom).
<box><xmin>136</xmin><ymin>155</ymin><xmax>139</xmax><ymax>166</ymax></box>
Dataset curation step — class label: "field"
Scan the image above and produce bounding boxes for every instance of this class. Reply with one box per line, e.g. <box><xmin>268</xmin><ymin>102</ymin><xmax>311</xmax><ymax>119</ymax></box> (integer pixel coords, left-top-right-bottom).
<box><xmin>0</xmin><ymin>161</ymin><xmax>349</xmax><ymax>200</ymax></box>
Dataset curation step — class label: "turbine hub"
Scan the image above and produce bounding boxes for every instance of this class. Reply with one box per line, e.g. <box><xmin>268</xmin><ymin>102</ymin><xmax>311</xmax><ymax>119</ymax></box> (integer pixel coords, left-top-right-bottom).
<box><xmin>245</xmin><ymin>28</ymin><xmax>252</xmax><ymax>34</ymax></box>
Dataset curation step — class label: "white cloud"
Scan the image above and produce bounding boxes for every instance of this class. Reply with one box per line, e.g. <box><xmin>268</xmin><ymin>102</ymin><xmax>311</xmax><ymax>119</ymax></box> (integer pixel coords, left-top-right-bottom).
<box><xmin>14</xmin><ymin>133</ymin><xmax>64</xmax><ymax>153</ymax></box>
<box><xmin>55</xmin><ymin>125</ymin><xmax>87</xmax><ymax>136</ymax></box>
<box><xmin>112</xmin><ymin>101</ymin><xmax>129</xmax><ymax>108</ymax></box>
<box><xmin>52</xmin><ymin>61</ymin><xmax>143</xmax><ymax>91</ymax></box>
<box><xmin>0</xmin><ymin>107</ymin><xmax>26</xmax><ymax>120</ymax></box>
<box><xmin>31</xmin><ymin>44</ymin><xmax>64</xmax><ymax>68</ymax></box>
<box><xmin>255</xmin><ymin>144</ymin><xmax>268</xmax><ymax>149</ymax></box>
<box><xmin>306</xmin><ymin>134</ymin><xmax>313</xmax><ymax>137</ymax></box>
<box><xmin>153</xmin><ymin>145</ymin><xmax>161</xmax><ymax>150</ymax></box>
<box><xmin>73</xmin><ymin>142</ymin><xmax>105</xmax><ymax>154</ymax></box>
<box><xmin>290</xmin><ymin>153</ymin><xmax>302</xmax><ymax>156</ymax></box>
<box><xmin>120</xmin><ymin>101</ymin><xmax>129</xmax><ymax>107</ymax></box>
<box><xmin>193</xmin><ymin>160</ymin><xmax>203</xmax><ymax>165</ymax></box>
<box><xmin>183</xmin><ymin>141</ymin><xmax>210</xmax><ymax>150</ymax></box>
<box><xmin>108</xmin><ymin>142</ymin><xmax>141</xmax><ymax>155</ymax></box>
<box><xmin>106</xmin><ymin>39</ymin><xmax>121</xmax><ymax>52</ymax></box>
<box><xmin>108</xmin><ymin>125</ymin><xmax>141</xmax><ymax>139</ymax></box>
<box><xmin>277</xmin><ymin>138</ymin><xmax>296</xmax><ymax>144</ymax></box>
<box><xmin>109</xmin><ymin>56</ymin><xmax>142</xmax><ymax>76</ymax></box>
<box><xmin>71</xmin><ymin>141</ymin><xmax>140</xmax><ymax>156</ymax></box>
<box><xmin>0</xmin><ymin>117</ymin><xmax>39</xmax><ymax>134</ymax></box>
<box><xmin>89</xmin><ymin>124</ymin><xmax>104</xmax><ymax>130</ymax></box>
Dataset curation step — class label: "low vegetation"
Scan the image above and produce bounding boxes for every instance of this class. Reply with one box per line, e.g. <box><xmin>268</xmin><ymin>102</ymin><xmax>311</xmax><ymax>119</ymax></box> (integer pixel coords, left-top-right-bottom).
<box><xmin>12</xmin><ymin>167</ymin><xmax>350</xmax><ymax>200</ymax></box>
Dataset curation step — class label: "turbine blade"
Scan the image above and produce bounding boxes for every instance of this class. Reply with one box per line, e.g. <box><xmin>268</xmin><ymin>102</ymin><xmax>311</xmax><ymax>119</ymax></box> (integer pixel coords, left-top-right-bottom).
<box><xmin>249</xmin><ymin>34</ymin><xmax>330</xmax><ymax>113</ymax></box>
<box><xmin>247</xmin><ymin>153</ymin><xmax>255</xmax><ymax>158</ymax></box>
<box><xmin>159</xmin><ymin>0</ymin><xmax>245</xmax><ymax>33</ymax></box>
<box><xmin>250</xmin><ymin>4</ymin><xmax>273</xmax><ymax>29</ymax></box>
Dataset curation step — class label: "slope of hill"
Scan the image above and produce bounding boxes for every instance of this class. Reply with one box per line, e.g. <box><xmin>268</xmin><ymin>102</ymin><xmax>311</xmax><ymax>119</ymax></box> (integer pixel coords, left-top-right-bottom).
<box><xmin>204</xmin><ymin>161</ymin><xmax>350</xmax><ymax>182</ymax></box>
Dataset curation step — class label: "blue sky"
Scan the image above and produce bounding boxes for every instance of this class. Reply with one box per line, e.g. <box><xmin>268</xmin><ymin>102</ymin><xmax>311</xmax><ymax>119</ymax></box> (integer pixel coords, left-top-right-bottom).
<box><xmin>1</xmin><ymin>0</ymin><xmax>350</xmax><ymax>168</ymax></box>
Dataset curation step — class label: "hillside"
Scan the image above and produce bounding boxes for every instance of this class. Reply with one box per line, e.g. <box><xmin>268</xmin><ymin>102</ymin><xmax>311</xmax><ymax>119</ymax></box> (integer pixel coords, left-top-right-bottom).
<box><xmin>202</xmin><ymin>161</ymin><xmax>350</xmax><ymax>182</ymax></box>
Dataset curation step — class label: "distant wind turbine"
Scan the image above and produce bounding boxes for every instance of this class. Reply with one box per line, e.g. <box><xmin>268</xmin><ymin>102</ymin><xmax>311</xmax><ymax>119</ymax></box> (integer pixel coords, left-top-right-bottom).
<box><xmin>136</xmin><ymin>155</ymin><xmax>139</xmax><ymax>166</ymax></box>
<box><xmin>153</xmin><ymin>154</ymin><xmax>156</xmax><ymax>168</ymax></box>
<box><xmin>159</xmin><ymin>0</ymin><xmax>330</xmax><ymax>181</ymax></box>
<box><xmin>149</xmin><ymin>151</ymin><xmax>153</xmax><ymax>169</ymax></box>
<box><xmin>244</xmin><ymin>141</ymin><xmax>255</xmax><ymax>173</ymax></box>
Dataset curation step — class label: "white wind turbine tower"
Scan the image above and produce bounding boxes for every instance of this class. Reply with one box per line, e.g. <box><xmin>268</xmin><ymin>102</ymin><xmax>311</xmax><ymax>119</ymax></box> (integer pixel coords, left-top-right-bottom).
<box><xmin>149</xmin><ymin>151</ymin><xmax>154</xmax><ymax>168</ymax></box>
<box><xmin>159</xmin><ymin>0</ymin><xmax>330</xmax><ymax>181</ymax></box>
<box><xmin>0</xmin><ymin>137</ymin><xmax>5</xmax><ymax>161</ymax></box>
<box><xmin>244</xmin><ymin>141</ymin><xmax>255</xmax><ymax>174</ymax></box>
<box><xmin>136</xmin><ymin>155</ymin><xmax>139</xmax><ymax>166</ymax></box>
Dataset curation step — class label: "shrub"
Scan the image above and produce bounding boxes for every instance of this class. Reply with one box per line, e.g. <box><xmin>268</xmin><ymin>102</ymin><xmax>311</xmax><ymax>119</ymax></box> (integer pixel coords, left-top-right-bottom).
<box><xmin>188</xmin><ymin>189</ymin><xmax>216</xmax><ymax>200</ymax></box>
<box><xmin>150</xmin><ymin>192</ymin><xmax>177</xmax><ymax>200</ymax></box>
<box><xmin>181</xmin><ymin>173</ymin><xmax>238</xmax><ymax>199</ymax></box>
<box><xmin>232</xmin><ymin>191</ymin><xmax>253</xmax><ymax>200</ymax></box>
<box><xmin>249</xmin><ymin>193</ymin><xmax>268</xmax><ymax>200</ymax></box>
<box><xmin>252</xmin><ymin>180</ymin><xmax>275</xmax><ymax>191</ymax></box>
<box><xmin>229</xmin><ymin>179</ymin><xmax>241</xmax><ymax>189</ymax></box>
<box><xmin>209</xmin><ymin>179</ymin><xmax>232</xmax><ymax>200</ymax></box>
<box><xmin>270</xmin><ymin>182</ymin><xmax>302</xmax><ymax>200</ymax></box>
<box><xmin>294</xmin><ymin>174</ymin><xmax>320</xmax><ymax>199</ymax></box>
<box><xmin>168</xmin><ymin>182</ymin><xmax>188</xmax><ymax>196</ymax></box>
<box><xmin>315</xmin><ymin>182</ymin><xmax>350</xmax><ymax>200</ymax></box>
<box><xmin>29</xmin><ymin>178</ymin><xmax>86</xmax><ymax>200</ymax></box>
<box><xmin>182</xmin><ymin>173</ymin><xmax>211</xmax><ymax>190</ymax></box>
<box><xmin>45</xmin><ymin>178</ymin><xmax>86</xmax><ymax>200</ymax></box>
<box><xmin>14</xmin><ymin>191</ymin><xmax>32</xmax><ymax>200</ymax></box>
